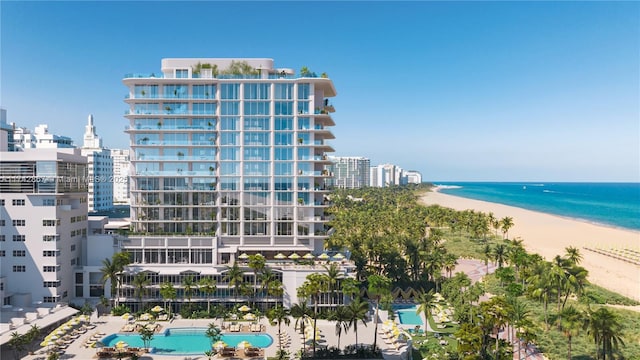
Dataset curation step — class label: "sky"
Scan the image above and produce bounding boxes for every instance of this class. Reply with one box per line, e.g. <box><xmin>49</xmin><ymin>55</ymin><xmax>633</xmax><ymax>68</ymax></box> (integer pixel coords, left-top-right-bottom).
<box><xmin>1</xmin><ymin>1</ymin><xmax>638</xmax><ymax>182</ymax></box>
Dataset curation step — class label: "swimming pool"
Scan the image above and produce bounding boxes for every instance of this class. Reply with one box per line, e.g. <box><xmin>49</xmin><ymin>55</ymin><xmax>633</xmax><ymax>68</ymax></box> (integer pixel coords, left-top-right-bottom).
<box><xmin>102</xmin><ymin>328</ymin><xmax>273</xmax><ymax>355</ymax></box>
<box><xmin>394</xmin><ymin>305</ymin><xmax>423</xmax><ymax>325</ymax></box>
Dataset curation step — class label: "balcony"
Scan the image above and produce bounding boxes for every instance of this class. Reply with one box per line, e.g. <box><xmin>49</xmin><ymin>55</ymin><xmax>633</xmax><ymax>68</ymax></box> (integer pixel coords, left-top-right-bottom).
<box><xmin>125</xmin><ymin>94</ymin><xmax>218</xmax><ymax>101</ymax></box>
<box><xmin>133</xmin><ymin>140</ymin><xmax>216</xmax><ymax>146</ymax></box>
<box><xmin>134</xmin><ymin>170</ymin><xmax>216</xmax><ymax>176</ymax></box>
<box><xmin>126</xmin><ymin>125</ymin><xmax>215</xmax><ymax>132</ymax></box>
<box><xmin>125</xmin><ymin>110</ymin><xmax>217</xmax><ymax>116</ymax></box>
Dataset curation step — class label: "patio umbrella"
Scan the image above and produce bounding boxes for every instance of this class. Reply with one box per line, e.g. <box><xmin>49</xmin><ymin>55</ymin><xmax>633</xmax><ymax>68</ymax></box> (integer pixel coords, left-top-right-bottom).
<box><xmin>238</xmin><ymin>340</ymin><xmax>252</xmax><ymax>349</ymax></box>
<box><xmin>243</xmin><ymin>313</ymin><xmax>256</xmax><ymax>320</ymax></box>
<box><xmin>121</xmin><ymin>313</ymin><xmax>132</xmax><ymax>320</ymax></box>
<box><xmin>140</xmin><ymin>313</ymin><xmax>152</xmax><ymax>321</ymax></box>
<box><xmin>317</xmin><ymin>253</ymin><xmax>329</xmax><ymax>260</ymax></box>
<box><xmin>303</xmin><ymin>253</ymin><xmax>315</xmax><ymax>260</ymax></box>
<box><xmin>213</xmin><ymin>340</ymin><xmax>227</xmax><ymax>350</ymax></box>
<box><xmin>274</xmin><ymin>253</ymin><xmax>287</xmax><ymax>260</ymax></box>
<box><xmin>288</xmin><ymin>253</ymin><xmax>300</xmax><ymax>260</ymax></box>
<box><xmin>151</xmin><ymin>305</ymin><xmax>164</xmax><ymax>313</ymax></box>
<box><xmin>115</xmin><ymin>340</ymin><xmax>129</xmax><ymax>350</ymax></box>
<box><xmin>238</xmin><ymin>253</ymin><xmax>249</xmax><ymax>259</ymax></box>
<box><xmin>332</xmin><ymin>253</ymin><xmax>345</xmax><ymax>260</ymax></box>
<box><xmin>238</xmin><ymin>305</ymin><xmax>251</xmax><ymax>312</ymax></box>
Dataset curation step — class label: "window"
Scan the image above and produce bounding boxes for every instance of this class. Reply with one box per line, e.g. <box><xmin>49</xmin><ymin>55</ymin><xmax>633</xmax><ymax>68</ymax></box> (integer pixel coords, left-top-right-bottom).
<box><xmin>0</xmin><ymin>251</ymin><xmax>5</xmax><ymax>257</ymax></box>
<box><xmin>44</xmin><ymin>281</ymin><xmax>60</xmax><ymax>288</ymax></box>
<box><xmin>176</xmin><ymin>69</ymin><xmax>188</xmax><ymax>78</ymax></box>
<box><xmin>221</xmin><ymin>84</ymin><xmax>239</xmax><ymax>99</ymax></box>
<box><xmin>298</xmin><ymin>83</ymin><xmax>310</xmax><ymax>99</ymax></box>
<box><xmin>12</xmin><ymin>250</ymin><xmax>26</xmax><ymax>257</ymax></box>
<box><xmin>13</xmin><ymin>235</ymin><xmax>25</xmax><ymax>242</ymax></box>
<box><xmin>275</xmin><ymin>83</ymin><xmax>293</xmax><ymax>99</ymax></box>
<box><xmin>13</xmin><ymin>265</ymin><xmax>26</xmax><ymax>272</ymax></box>
<box><xmin>12</xmin><ymin>199</ymin><xmax>25</xmax><ymax>206</ymax></box>
<box><xmin>70</xmin><ymin>245</ymin><xmax>76</xmax><ymax>252</ymax></box>
<box><xmin>0</xmin><ymin>199</ymin><xmax>4</xmax><ymax>206</ymax></box>
<box><xmin>43</xmin><ymin>235</ymin><xmax>58</xmax><ymax>242</ymax></box>
<box><xmin>13</xmin><ymin>220</ymin><xmax>25</xmax><ymax>226</ymax></box>
<box><xmin>0</xmin><ymin>220</ymin><xmax>4</xmax><ymax>226</ymax></box>
<box><xmin>0</xmin><ymin>235</ymin><xmax>4</xmax><ymax>242</ymax></box>
<box><xmin>43</xmin><ymin>199</ymin><xmax>55</xmax><ymax>206</ymax></box>
<box><xmin>43</xmin><ymin>296</ymin><xmax>58</xmax><ymax>303</ymax></box>
<box><xmin>43</xmin><ymin>220</ymin><xmax>58</xmax><ymax>226</ymax></box>
<box><xmin>43</xmin><ymin>266</ymin><xmax>57</xmax><ymax>272</ymax></box>
<box><xmin>43</xmin><ymin>250</ymin><xmax>58</xmax><ymax>257</ymax></box>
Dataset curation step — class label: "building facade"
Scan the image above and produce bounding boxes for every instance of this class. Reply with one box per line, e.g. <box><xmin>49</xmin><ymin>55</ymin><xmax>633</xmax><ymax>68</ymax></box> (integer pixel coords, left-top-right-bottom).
<box><xmin>81</xmin><ymin>115</ymin><xmax>114</xmax><ymax>212</ymax></box>
<box><xmin>0</xmin><ymin>148</ymin><xmax>88</xmax><ymax>307</ymax></box>
<box><xmin>119</xmin><ymin>58</ymin><xmax>339</xmax><ymax>308</ymax></box>
<box><xmin>110</xmin><ymin>149</ymin><xmax>131</xmax><ymax>204</ymax></box>
<box><xmin>328</xmin><ymin>156</ymin><xmax>370</xmax><ymax>189</ymax></box>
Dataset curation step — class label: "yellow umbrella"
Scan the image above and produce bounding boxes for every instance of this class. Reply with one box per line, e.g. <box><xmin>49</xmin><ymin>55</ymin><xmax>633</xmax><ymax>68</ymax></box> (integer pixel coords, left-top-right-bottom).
<box><xmin>317</xmin><ymin>253</ymin><xmax>330</xmax><ymax>260</ymax></box>
<box><xmin>238</xmin><ymin>253</ymin><xmax>249</xmax><ymax>259</ymax></box>
<box><xmin>303</xmin><ymin>253</ymin><xmax>315</xmax><ymax>260</ymax></box>
<box><xmin>151</xmin><ymin>305</ymin><xmax>164</xmax><ymax>313</ymax></box>
<box><xmin>115</xmin><ymin>340</ymin><xmax>129</xmax><ymax>350</ymax></box>
<box><xmin>288</xmin><ymin>253</ymin><xmax>300</xmax><ymax>260</ymax></box>
<box><xmin>243</xmin><ymin>313</ymin><xmax>256</xmax><ymax>320</ymax></box>
<box><xmin>274</xmin><ymin>253</ymin><xmax>287</xmax><ymax>260</ymax></box>
<box><xmin>213</xmin><ymin>340</ymin><xmax>227</xmax><ymax>349</ymax></box>
<box><xmin>238</xmin><ymin>340</ymin><xmax>252</xmax><ymax>349</ymax></box>
<box><xmin>238</xmin><ymin>305</ymin><xmax>251</xmax><ymax>312</ymax></box>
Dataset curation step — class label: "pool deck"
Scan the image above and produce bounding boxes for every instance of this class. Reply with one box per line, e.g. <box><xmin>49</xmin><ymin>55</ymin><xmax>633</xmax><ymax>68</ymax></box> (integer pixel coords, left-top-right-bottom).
<box><xmin>19</xmin><ymin>310</ymin><xmax>391</xmax><ymax>360</ymax></box>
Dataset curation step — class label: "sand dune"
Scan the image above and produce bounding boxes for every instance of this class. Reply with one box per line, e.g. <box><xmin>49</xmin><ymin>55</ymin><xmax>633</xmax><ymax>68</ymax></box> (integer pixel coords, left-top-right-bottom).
<box><xmin>420</xmin><ymin>189</ymin><xmax>640</xmax><ymax>301</ymax></box>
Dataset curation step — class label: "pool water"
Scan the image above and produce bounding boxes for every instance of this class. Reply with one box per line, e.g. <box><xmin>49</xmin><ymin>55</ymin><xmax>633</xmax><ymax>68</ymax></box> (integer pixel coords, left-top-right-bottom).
<box><xmin>394</xmin><ymin>305</ymin><xmax>424</xmax><ymax>325</ymax></box>
<box><xmin>102</xmin><ymin>328</ymin><xmax>273</xmax><ymax>355</ymax></box>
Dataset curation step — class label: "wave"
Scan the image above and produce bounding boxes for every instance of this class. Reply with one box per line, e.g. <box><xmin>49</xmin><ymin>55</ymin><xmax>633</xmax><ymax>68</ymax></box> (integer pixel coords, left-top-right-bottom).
<box><xmin>435</xmin><ymin>184</ymin><xmax>462</xmax><ymax>190</ymax></box>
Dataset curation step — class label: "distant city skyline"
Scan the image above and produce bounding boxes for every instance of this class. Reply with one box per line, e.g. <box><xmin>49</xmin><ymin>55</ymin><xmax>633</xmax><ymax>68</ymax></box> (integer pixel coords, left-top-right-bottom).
<box><xmin>2</xmin><ymin>1</ymin><xmax>638</xmax><ymax>182</ymax></box>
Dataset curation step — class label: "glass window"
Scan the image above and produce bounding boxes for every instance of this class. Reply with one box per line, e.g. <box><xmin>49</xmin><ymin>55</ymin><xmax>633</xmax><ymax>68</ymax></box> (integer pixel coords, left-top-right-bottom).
<box><xmin>275</xmin><ymin>117</ymin><xmax>293</xmax><ymax>130</ymax></box>
<box><xmin>220</xmin><ymin>132</ymin><xmax>239</xmax><ymax>145</ymax></box>
<box><xmin>275</xmin><ymin>162</ymin><xmax>293</xmax><ymax>176</ymax></box>
<box><xmin>164</xmin><ymin>84</ymin><xmax>188</xmax><ymax>98</ymax></box>
<box><xmin>244</xmin><ymin>147</ymin><xmax>270</xmax><ymax>160</ymax></box>
<box><xmin>298</xmin><ymin>83</ymin><xmax>310</xmax><ymax>99</ymax></box>
<box><xmin>244</xmin><ymin>177</ymin><xmax>270</xmax><ymax>190</ymax></box>
<box><xmin>297</xmin><ymin>101</ymin><xmax>309</xmax><ymax>114</ymax></box>
<box><xmin>274</xmin><ymin>147</ymin><xmax>293</xmax><ymax>160</ymax></box>
<box><xmin>243</xmin><ymin>162</ymin><xmax>270</xmax><ymax>176</ymax></box>
<box><xmin>220</xmin><ymin>147</ymin><xmax>239</xmax><ymax>161</ymax></box>
<box><xmin>221</xmin><ymin>84</ymin><xmax>240</xmax><ymax>99</ymax></box>
<box><xmin>244</xmin><ymin>102</ymin><xmax>270</xmax><ymax>115</ymax></box>
<box><xmin>244</xmin><ymin>132</ymin><xmax>270</xmax><ymax>146</ymax></box>
<box><xmin>220</xmin><ymin>101</ymin><xmax>239</xmax><ymax>115</ymax></box>
<box><xmin>193</xmin><ymin>103</ymin><xmax>216</xmax><ymax>115</ymax></box>
<box><xmin>275</xmin><ymin>101</ymin><xmax>293</xmax><ymax>115</ymax></box>
<box><xmin>298</xmin><ymin>117</ymin><xmax>310</xmax><ymax>130</ymax></box>
<box><xmin>193</xmin><ymin>84</ymin><xmax>216</xmax><ymax>99</ymax></box>
<box><xmin>244</xmin><ymin>117</ymin><xmax>270</xmax><ymax>130</ymax></box>
<box><xmin>274</xmin><ymin>177</ymin><xmax>293</xmax><ymax>191</ymax></box>
<box><xmin>244</xmin><ymin>83</ymin><xmax>270</xmax><ymax>99</ymax></box>
<box><xmin>221</xmin><ymin>163</ymin><xmax>239</xmax><ymax>175</ymax></box>
<box><xmin>221</xmin><ymin>117</ymin><xmax>239</xmax><ymax>131</ymax></box>
<box><xmin>176</xmin><ymin>69</ymin><xmax>189</xmax><ymax>78</ymax></box>
<box><xmin>275</xmin><ymin>132</ymin><xmax>293</xmax><ymax>145</ymax></box>
<box><xmin>275</xmin><ymin>83</ymin><xmax>293</xmax><ymax>99</ymax></box>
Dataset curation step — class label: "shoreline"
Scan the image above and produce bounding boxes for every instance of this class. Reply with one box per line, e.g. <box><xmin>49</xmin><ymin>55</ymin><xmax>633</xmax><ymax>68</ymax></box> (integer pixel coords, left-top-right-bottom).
<box><xmin>420</xmin><ymin>187</ymin><xmax>640</xmax><ymax>301</ymax></box>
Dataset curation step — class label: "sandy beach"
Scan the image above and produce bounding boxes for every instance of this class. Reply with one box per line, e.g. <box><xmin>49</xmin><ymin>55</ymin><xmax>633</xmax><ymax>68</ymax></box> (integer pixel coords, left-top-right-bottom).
<box><xmin>421</xmin><ymin>189</ymin><xmax>640</xmax><ymax>301</ymax></box>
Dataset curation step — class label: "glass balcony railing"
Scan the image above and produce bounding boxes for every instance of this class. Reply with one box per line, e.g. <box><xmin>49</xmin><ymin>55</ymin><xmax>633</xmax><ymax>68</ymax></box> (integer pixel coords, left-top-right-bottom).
<box><xmin>125</xmin><ymin>94</ymin><xmax>217</xmax><ymax>100</ymax></box>
<box><xmin>134</xmin><ymin>155</ymin><xmax>215</xmax><ymax>161</ymax></box>
<box><xmin>126</xmin><ymin>125</ymin><xmax>215</xmax><ymax>131</ymax></box>
<box><xmin>134</xmin><ymin>140</ymin><xmax>216</xmax><ymax>146</ymax></box>
<box><xmin>134</xmin><ymin>170</ymin><xmax>216</xmax><ymax>176</ymax></box>
<box><xmin>125</xmin><ymin>110</ymin><xmax>217</xmax><ymax>116</ymax></box>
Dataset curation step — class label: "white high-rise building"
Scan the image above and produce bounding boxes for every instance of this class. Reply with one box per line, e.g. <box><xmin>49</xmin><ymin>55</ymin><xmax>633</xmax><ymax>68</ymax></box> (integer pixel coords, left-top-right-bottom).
<box><xmin>12</xmin><ymin>124</ymin><xmax>74</xmax><ymax>151</ymax></box>
<box><xmin>0</xmin><ymin>148</ymin><xmax>88</xmax><ymax>307</ymax></box>
<box><xmin>80</xmin><ymin>115</ymin><xmax>114</xmax><ymax>212</ymax></box>
<box><xmin>119</xmin><ymin>58</ymin><xmax>340</xmax><ymax>308</ymax></box>
<box><xmin>328</xmin><ymin>156</ymin><xmax>370</xmax><ymax>189</ymax></box>
<box><xmin>110</xmin><ymin>149</ymin><xmax>131</xmax><ymax>204</ymax></box>
<box><xmin>404</xmin><ymin>170</ymin><xmax>423</xmax><ymax>184</ymax></box>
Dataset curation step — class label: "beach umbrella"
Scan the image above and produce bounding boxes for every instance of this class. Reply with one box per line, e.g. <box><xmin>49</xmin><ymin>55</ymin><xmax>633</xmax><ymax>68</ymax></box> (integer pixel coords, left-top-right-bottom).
<box><xmin>151</xmin><ymin>305</ymin><xmax>164</xmax><ymax>313</ymax></box>
<box><xmin>288</xmin><ymin>253</ymin><xmax>300</xmax><ymax>260</ymax></box>
<box><xmin>243</xmin><ymin>313</ymin><xmax>256</xmax><ymax>320</ymax></box>
<box><xmin>274</xmin><ymin>253</ymin><xmax>287</xmax><ymax>260</ymax></box>
<box><xmin>317</xmin><ymin>253</ymin><xmax>329</xmax><ymax>260</ymax></box>
<box><xmin>255</xmin><ymin>253</ymin><xmax>264</xmax><ymax>258</ymax></box>
<box><xmin>213</xmin><ymin>340</ymin><xmax>227</xmax><ymax>350</ymax></box>
<box><xmin>332</xmin><ymin>253</ymin><xmax>345</xmax><ymax>260</ymax></box>
<box><xmin>238</xmin><ymin>253</ymin><xmax>249</xmax><ymax>259</ymax></box>
<box><xmin>121</xmin><ymin>313</ymin><xmax>131</xmax><ymax>320</ymax></box>
<box><xmin>303</xmin><ymin>253</ymin><xmax>315</xmax><ymax>260</ymax></box>
<box><xmin>238</xmin><ymin>305</ymin><xmax>251</xmax><ymax>312</ymax></box>
<box><xmin>115</xmin><ymin>340</ymin><xmax>129</xmax><ymax>350</ymax></box>
<box><xmin>238</xmin><ymin>340</ymin><xmax>252</xmax><ymax>349</ymax></box>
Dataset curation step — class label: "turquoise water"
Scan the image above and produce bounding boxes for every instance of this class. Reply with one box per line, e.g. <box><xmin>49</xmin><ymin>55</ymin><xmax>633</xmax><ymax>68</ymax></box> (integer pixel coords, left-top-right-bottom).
<box><xmin>435</xmin><ymin>182</ymin><xmax>640</xmax><ymax>231</ymax></box>
<box><xmin>103</xmin><ymin>328</ymin><xmax>273</xmax><ymax>355</ymax></box>
<box><xmin>393</xmin><ymin>305</ymin><xmax>423</xmax><ymax>325</ymax></box>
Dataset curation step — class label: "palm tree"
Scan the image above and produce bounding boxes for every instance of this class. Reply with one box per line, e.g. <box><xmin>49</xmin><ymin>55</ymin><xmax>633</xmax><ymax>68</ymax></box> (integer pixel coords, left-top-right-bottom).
<box><xmin>416</xmin><ymin>289</ymin><xmax>436</xmax><ymax>326</ymax></box>
<box><xmin>565</xmin><ymin>246</ymin><xmax>583</xmax><ymax>265</ymax></box>
<box><xmin>483</xmin><ymin>244</ymin><xmax>492</xmax><ymax>274</ymax></box>
<box><xmin>323</xmin><ymin>263</ymin><xmax>343</xmax><ymax>306</ymax></box>
<box><xmin>443</xmin><ymin>253</ymin><xmax>458</xmax><ymax>278</ymax></box>
<box><xmin>132</xmin><ymin>272</ymin><xmax>150</xmax><ymax>312</ymax></box>
<box><xmin>224</xmin><ymin>262</ymin><xmax>244</xmax><ymax>302</ymax></box>
<box><xmin>291</xmin><ymin>302</ymin><xmax>312</xmax><ymax>358</ymax></box>
<box><xmin>345</xmin><ymin>297</ymin><xmax>369</xmax><ymax>349</ymax></box>
<box><xmin>500</xmin><ymin>216</ymin><xmax>514</xmax><ymax>239</ymax></box>
<box><xmin>493</xmin><ymin>244</ymin><xmax>508</xmax><ymax>268</ymax></box>
<box><xmin>159</xmin><ymin>281</ymin><xmax>177</xmax><ymax>318</ymax></box>
<box><xmin>139</xmin><ymin>326</ymin><xmax>155</xmax><ymax>350</ymax></box>
<box><xmin>247</xmin><ymin>254</ymin><xmax>266</xmax><ymax>304</ymax></box>
<box><xmin>205</xmin><ymin>322</ymin><xmax>222</xmax><ymax>349</ymax></box>
<box><xmin>199</xmin><ymin>276</ymin><xmax>217</xmax><ymax>314</ymax></box>
<box><xmin>267</xmin><ymin>306</ymin><xmax>291</xmax><ymax>352</ymax></box>
<box><xmin>8</xmin><ymin>332</ymin><xmax>26</xmax><ymax>360</ymax></box>
<box><xmin>182</xmin><ymin>275</ymin><xmax>196</xmax><ymax>311</ymax></box>
<box><xmin>585</xmin><ymin>307</ymin><xmax>625</xmax><ymax>360</ymax></box>
<box><xmin>560</xmin><ymin>306</ymin><xmax>583</xmax><ymax>360</ymax></box>
<box><xmin>298</xmin><ymin>273</ymin><xmax>326</xmax><ymax>357</ymax></box>
<box><xmin>331</xmin><ymin>306</ymin><xmax>350</xmax><ymax>350</ymax></box>
<box><xmin>100</xmin><ymin>258</ymin><xmax>119</xmax><ymax>306</ymax></box>
<box><xmin>367</xmin><ymin>274</ymin><xmax>391</xmax><ymax>350</ymax></box>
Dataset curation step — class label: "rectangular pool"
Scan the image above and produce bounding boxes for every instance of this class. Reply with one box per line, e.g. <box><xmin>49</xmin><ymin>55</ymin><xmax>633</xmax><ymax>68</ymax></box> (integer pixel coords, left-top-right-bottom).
<box><xmin>394</xmin><ymin>305</ymin><xmax>423</xmax><ymax>325</ymax></box>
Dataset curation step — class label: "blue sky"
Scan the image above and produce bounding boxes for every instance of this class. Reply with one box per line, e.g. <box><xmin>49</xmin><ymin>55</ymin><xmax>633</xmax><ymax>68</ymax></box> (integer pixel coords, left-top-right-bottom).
<box><xmin>1</xmin><ymin>1</ymin><xmax>638</xmax><ymax>182</ymax></box>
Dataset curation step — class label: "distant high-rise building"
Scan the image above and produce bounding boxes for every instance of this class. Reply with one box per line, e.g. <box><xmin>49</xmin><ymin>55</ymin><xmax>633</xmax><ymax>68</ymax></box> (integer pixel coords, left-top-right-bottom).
<box><xmin>0</xmin><ymin>108</ymin><xmax>14</xmax><ymax>152</ymax></box>
<box><xmin>110</xmin><ymin>149</ymin><xmax>131</xmax><ymax>204</ymax></box>
<box><xmin>12</xmin><ymin>124</ymin><xmax>74</xmax><ymax>150</ymax></box>
<box><xmin>0</xmin><ymin>148</ymin><xmax>88</xmax><ymax>306</ymax></box>
<box><xmin>404</xmin><ymin>170</ymin><xmax>423</xmax><ymax>184</ymax></box>
<box><xmin>328</xmin><ymin>156</ymin><xmax>370</xmax><ymax>189</ymax></box>
<box><xmin>80</xmin><ymin>115</ymin><xmax>113</xmax><ymax>212</ymax></box>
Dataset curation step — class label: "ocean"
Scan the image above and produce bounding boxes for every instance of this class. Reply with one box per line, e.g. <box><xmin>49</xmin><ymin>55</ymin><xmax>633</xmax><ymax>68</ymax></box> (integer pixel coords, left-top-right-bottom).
<box><xmin>434</xmin><ymin>182</ymin><xmax>640</xmax><ymax>232</ymax></box>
